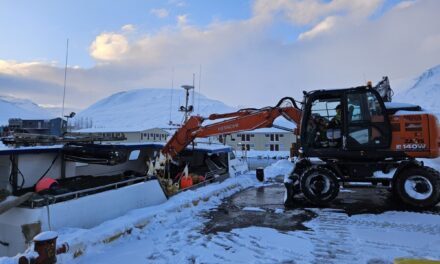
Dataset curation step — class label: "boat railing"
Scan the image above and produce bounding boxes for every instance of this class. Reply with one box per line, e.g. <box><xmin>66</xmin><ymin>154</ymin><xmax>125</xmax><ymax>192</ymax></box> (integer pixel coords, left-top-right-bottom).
<box><xmin>26</xmin><ymin>176</ymin><xmax>151</xmax><ymax>208</ymax></box>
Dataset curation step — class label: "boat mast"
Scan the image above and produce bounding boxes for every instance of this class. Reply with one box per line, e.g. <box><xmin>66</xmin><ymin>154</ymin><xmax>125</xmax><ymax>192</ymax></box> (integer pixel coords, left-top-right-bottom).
<box><xmin>61</xmin><ymin>38</ymin><xmax>69</xmax><ymax>133</ymax></box>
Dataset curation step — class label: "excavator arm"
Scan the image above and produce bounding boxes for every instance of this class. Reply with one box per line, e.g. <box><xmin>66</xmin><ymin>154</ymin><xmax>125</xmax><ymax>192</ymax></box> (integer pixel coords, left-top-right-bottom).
<box><xmin>162</xmin><ymin>97</ymin><xmax>302</xmax><ymax>158</ymax></box>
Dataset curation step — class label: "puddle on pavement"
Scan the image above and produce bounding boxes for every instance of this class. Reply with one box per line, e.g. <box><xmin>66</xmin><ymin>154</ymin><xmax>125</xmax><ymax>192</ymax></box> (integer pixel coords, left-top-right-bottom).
<box><xmin>203</xmin><ymin>181</ymin><xmax>440</xmax><ymax>234</ymax></box>
<box><xmin>203</xmin><ymin>185</ymin><xmax>317</xmax><ymax>234</ymax></box>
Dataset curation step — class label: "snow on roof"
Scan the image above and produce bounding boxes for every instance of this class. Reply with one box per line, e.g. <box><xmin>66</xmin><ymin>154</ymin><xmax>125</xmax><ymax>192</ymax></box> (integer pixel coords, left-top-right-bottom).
<box><xmin>394</xmin><ymin>110</ymin><xmax>431</xmax><ymax>116</ymax></box>
<box><xmin>240</xmin><ymin>127</ymin><xmax>294</xmax><ymax>134</ymax></box>
<box><xmin>0</xmin><ymin>144</ymin><xmax>64</xmax><ymax>155</ymax></box>
<box><xmin>0</xmin><ymin>141</ymin><xmax>231</xmax><ymax>155</ymax></box>
<box><xmin>384</xmin><ymin>102</ymin><xmax>419</xmax><ymax>109</ymax></box>
<box><xmin>74</xmin><ymin>127</ymin><xmax>170</xmax><ymax>133</ymax></box>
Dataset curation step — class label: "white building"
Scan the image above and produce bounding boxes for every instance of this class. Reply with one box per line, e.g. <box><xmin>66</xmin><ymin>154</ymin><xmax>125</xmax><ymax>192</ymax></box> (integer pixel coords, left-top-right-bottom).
<box><xmin>219</xmin><ymin>127</ymin><xmax>296</xmax><ymax>152</ymax></box>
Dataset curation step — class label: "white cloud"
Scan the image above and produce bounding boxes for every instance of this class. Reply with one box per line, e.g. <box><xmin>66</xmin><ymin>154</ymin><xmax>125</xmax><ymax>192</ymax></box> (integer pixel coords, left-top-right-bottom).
<box><xmin>253</xmin><ymin>0</ymin><xmax>383</xmax><ymax>25</ymax></box>
<box><xmin>1</xmin><ymin>0</ymin><xmax>440</xmax><ymax>111</ymax></box>
<box><xmin>89</xmin><ymin>33</ymin><xmax>129</xmax><ymax>61</ymax></box>
<box><xmin>121</xmin><ymin>24</ymin><xmax>136</xmax><ymax>32</ymax></box>
<box><xmin>177</xmin><ymin>14</ymin><xmax>188</xmax><ymax>26</ymax></box>
<box><xmin>168</xmin><ymin>0</ymin><xmax>186</xmax><ymax>7</ymax></box>
<box><xmin>394</xmin><ymin>0</ymin><xmax>417</xmax><ymax>10</ymax></box>
<box><xmin>298</xmin><ymin>16</ymin><xmax>338</xmax><ymax>40</ymax></box>
<box><xmin>150</xmin><ymin>8</ymin><xmax>169</xmax><ymax>18</ymax></box>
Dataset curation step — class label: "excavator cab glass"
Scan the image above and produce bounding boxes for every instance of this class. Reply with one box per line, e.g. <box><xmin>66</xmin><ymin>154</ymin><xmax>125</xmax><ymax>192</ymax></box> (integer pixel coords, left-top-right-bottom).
<box><xmin>303</xmin><ymin>96</ymin><xmax>342</xmax><ymax>149</ymax></box>
<box><xmin>301</xmin><ymin>87</ymin><xmax>391</xmax><ymax>158</ymax></box>
<box><xmin>345</xmin><ymin>90</ymin><xmax>390</xmax><ymax>149</ymax></box>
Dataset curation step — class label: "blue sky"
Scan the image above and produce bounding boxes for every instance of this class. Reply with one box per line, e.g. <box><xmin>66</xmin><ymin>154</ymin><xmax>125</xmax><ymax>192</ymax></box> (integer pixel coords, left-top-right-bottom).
<box><xmin>0</xmin><ymin>0</ymin><xmax>398</xmax><ymax>67</ymax></box>
<box><xmin>0</xmin><ymin>0</ymin><xmax>439</xmax><ymax>109</ymax></box>
<box><xmin>0</xmin><ymin>0</ymin><xmax>252</xmax><ymax>67</ymax></box>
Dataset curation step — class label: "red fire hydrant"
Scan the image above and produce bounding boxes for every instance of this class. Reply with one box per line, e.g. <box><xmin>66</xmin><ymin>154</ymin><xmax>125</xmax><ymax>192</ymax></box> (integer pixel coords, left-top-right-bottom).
<box><xmin>18</xmin><ymin>231</ymin><xmax>68</xmax><ymax>264</ymax></box>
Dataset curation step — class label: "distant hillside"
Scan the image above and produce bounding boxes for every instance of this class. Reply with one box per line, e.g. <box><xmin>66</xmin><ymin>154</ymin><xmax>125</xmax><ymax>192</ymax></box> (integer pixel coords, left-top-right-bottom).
<box><xmin>74</xmin><ymin>88</ymin><xmax>237</xmax><ymax>131</ymax></box>
<box><xmin>0</xmin><ymin>95</ymin><xmax>53</xmax><ymax>125</ymax></box>
<box><xmin>75</xmin><ymin>88</ymin><xmax>296</xmax><ymax>132</ymax></box>
<box><xmin>394</xmin><ymin>64</ymin><xmax>440</xmax><ymax>116</ymax></box>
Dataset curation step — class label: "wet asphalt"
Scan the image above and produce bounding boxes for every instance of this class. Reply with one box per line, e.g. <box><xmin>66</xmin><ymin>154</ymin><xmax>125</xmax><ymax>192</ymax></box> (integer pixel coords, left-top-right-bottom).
<box><xmin>202</xmin><ymin>176</ymin><xmax>440</xmax><ymax>234</ymax></box>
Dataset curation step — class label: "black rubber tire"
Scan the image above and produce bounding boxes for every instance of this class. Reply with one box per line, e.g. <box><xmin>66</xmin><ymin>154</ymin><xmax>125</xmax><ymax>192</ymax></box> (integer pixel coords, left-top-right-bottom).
<box><xmin>300</xmin><ymin>167</ymin><xmax>340</xmax><ymax>206</ymax></box>
<box><xmin>395</xmin><ymin>166</ymin><xmax>440</xmax><ymax>209</ymax></box>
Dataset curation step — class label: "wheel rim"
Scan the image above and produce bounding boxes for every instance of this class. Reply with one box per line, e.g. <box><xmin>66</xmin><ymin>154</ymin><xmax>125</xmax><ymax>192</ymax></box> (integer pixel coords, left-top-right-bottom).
<box><xmin>404</xmin><ymin>175</ymin><xmax>433</xmax><ymax>200</ymax></box>
<box><xmin>305</xmin><ymin>173</ymin><xmax>331</xmax><ymax>197</ymax></box>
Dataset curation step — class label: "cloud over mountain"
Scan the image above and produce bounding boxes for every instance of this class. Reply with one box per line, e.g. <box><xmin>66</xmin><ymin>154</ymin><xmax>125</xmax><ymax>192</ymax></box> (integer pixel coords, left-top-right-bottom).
<box><xmin>1</xmin><ymin>0</ymin><xmax>440</xmax><ymax>111</ymax></box>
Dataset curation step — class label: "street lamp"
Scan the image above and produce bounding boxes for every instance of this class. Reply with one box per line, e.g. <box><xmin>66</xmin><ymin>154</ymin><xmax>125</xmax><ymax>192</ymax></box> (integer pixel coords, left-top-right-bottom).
<box><xmin>63</xmin><ymin>112</ymin><xmax>76</xmax><ymax>133</ymax></box>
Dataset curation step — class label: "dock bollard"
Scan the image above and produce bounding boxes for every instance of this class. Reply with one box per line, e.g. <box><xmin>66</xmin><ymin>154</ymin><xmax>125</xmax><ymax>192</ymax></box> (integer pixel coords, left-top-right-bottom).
<box><xmin>256</xmin><ymin>167</ymin><xmax>264</xmax><ymax>182</ymax></box>
<box><xmin>18</xmin><ymin>231</ymin><xmax>69</xmax><ymax>264</ymax></box>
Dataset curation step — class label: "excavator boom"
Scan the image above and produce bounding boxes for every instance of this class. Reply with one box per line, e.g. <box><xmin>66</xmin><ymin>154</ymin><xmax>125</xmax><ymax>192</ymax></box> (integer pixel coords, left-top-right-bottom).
<box><xmin>162</xmin><ymin>98</ymin><xmax>302</xmax><ymax>158</ymax></box>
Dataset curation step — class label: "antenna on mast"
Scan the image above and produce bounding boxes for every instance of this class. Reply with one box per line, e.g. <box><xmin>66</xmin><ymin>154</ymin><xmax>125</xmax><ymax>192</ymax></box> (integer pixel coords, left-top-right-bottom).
<box><xmin>61</xmin><ymin>38</ymin><xmax>69</xmax><ymax>118</ymax></box>
<box><xmin>191</xmin><ymin>73</ymin><xmax>195</xmax><ymax>108</ymax></box>
<box><xmin>60</xmin><ymin>38</ymin><xmax>70</xmax><ymax>134</ymax></box>
<box><xmin>168</xmin><ymin>67</ymin><xmax>175</xmax><ymax>125</ymax></box>
<box><xmin>197</xmin><ymin>65</ymin><xmax>202</xmax><ymax>115</ymax></box>
<box><xmin>179</xmin><ymin>85</ymin><xmax>194</xmax><ymax>123</ymax></box>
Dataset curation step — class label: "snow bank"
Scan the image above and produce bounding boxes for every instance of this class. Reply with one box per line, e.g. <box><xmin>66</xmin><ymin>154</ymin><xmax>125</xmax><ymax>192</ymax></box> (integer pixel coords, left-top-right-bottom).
<box><xmin>0</xmin><ymin>175</ymin><xmax>257</xmax><ymax>263</ymax></box>
<box><xmin>263</xmin><ymin>159</ymin><xmax>294</xmax><ymax>180</ymax></box>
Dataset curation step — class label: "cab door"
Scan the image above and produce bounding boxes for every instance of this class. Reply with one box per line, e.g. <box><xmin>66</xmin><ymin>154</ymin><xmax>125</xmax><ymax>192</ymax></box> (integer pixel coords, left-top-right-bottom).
<box><xmin>344</xmin><ymin>90</ymin><xmax>391</xmax><ymax>150</ymax></box>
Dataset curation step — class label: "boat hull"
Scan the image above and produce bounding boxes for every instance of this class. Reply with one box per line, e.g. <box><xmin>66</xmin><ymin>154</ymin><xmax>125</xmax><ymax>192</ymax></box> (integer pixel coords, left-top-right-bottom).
<box><xmin>0</xmin><ymin>179</ymin><xmax>166</xmax><ymax>257</ymax></box>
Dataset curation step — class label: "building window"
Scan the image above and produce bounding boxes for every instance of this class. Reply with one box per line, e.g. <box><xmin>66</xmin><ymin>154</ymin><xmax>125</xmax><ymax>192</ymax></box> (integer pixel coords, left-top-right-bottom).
<box><xmin>270</xmin><ymin>134</ymin><xmax>280</xmax><ymax>142</ymax></box>
<box><xmin>269</xmin><ymin>144</ymin><xmax>280</xmax><ymax>151</ymax></box>
<box><xmin>241</xmin><ymin>134</ymin><xmax>251</xmax><ymax>142</ymax></box>
<box><xmin>241</xmin><ymin>144</ymin><xmax>250</xmax><ymax>151</ymax></box>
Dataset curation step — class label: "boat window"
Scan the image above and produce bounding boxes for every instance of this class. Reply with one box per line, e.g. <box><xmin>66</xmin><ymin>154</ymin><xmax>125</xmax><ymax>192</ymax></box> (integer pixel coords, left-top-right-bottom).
<box><xmin>129</xmin><ymin>150</ymin><xmax>140</xmax><ymax>160</ymax></box>
<box><xmin>75</xmin><ymin>162</ymin><xmax>88</xmax><ymax>167</ymax></box>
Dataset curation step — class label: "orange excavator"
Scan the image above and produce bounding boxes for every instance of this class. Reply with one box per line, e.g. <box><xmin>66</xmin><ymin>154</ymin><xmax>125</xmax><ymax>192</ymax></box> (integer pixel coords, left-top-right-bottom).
<box><xmin>162</xmin><ymin>78</ymin><xmax>440</xmax><ymax>209</ymax></box>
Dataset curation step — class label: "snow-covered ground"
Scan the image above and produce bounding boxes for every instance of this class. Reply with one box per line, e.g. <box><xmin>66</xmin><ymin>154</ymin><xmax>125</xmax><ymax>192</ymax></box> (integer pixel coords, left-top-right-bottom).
<box><xmin>2</xmin><ymin>159</ymin><xmax>440</xmax><ymax>264</ymax></box>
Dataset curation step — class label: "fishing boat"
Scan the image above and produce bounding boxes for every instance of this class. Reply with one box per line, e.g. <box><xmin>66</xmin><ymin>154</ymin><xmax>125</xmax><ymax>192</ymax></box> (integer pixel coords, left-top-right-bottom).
<box><xmin>0</xmin><ymin>140</ymin><xmax>248</xmax><ymax>257</ymax></box>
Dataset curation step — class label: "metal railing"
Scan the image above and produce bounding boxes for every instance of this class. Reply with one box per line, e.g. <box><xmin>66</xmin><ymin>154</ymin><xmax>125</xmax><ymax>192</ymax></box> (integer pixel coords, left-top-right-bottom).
<box><xmin>27</xmin><ymin>176</ymin><xmax>150</xmax><ymax>208</ymax></box>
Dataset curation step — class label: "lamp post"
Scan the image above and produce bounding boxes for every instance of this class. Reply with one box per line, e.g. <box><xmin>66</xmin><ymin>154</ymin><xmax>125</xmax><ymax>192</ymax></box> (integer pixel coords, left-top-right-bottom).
<box><xmin>63</xmin><ymin>112</ymin><xmax>76</xmax><ymax>134</ymax></box>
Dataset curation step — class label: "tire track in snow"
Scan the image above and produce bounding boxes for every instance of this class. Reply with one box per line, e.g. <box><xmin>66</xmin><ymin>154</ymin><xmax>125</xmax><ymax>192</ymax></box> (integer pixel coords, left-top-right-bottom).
<box><xmin>307</xmin><ymin>211</ymin><xmax>359</xmax><ymax>264</ymax></box>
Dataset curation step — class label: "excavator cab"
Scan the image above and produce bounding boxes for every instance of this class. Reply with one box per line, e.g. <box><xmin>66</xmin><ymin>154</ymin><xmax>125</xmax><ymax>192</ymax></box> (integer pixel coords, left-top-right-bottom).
<box><xmin>301</xmin><ymin>86</ymin><xmax>392</xmax><ymax>160</ymax></box>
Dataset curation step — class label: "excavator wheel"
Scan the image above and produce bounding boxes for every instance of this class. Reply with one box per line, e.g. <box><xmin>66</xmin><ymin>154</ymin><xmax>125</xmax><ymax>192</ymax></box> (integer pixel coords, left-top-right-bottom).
<box><xmin>300</xmin><ymin>167</ymin><xmax>339</xmax><ymax>206</ymax></box>
<box><xmin>395</xmin><ymin>166</ymin><xmax>440</xmax><ymax>209</ymax></box>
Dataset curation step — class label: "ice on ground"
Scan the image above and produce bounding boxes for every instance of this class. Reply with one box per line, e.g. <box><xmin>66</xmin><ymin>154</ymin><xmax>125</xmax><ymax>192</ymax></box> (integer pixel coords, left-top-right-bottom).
<box><xmin>236</xmin><ymin>150</ymin><xmax>290</xmax><ymax>158</ymax></box>
<box><xmin>242</xmin><ymin>206</ymin><xmax>266</xmax><ymax>212</ymax></box>
<box><xmin>373</xmin><ymin>168</ymin><xmax>397</xmax><ymax>178</ymax></box>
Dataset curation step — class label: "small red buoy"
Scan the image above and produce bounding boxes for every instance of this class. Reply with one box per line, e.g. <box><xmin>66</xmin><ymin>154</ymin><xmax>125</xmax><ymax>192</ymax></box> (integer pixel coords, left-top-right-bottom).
<box><xmin>198</xmin><ymin>176</ymin><xmax>205</xmax><ymax>183</ymax></box>
<box><xmin>180</xmin><ymin>175</ymin><xmax>193</xmax><ymax>189</ymax></box>
<box><xmin>35</xmin><ymin>178</ymin><xmax>58</xmax><ymax>193</ymax></box>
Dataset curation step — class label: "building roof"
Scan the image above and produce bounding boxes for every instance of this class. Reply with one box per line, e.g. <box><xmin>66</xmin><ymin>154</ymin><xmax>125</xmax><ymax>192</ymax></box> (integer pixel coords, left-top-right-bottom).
<box><xmin>239</xmin><ymin>127</ymin><xmax>294</xmax><ymax>134</ymax></box>
<box><xmin>74</xmin><ymin>127</ymin><xmax>170</xmax><ymax>133</ymax></box>
<box><xmin>0</xmin><ymin>141</ymin><xmax>231</xmax><ymax>155</ymax></box>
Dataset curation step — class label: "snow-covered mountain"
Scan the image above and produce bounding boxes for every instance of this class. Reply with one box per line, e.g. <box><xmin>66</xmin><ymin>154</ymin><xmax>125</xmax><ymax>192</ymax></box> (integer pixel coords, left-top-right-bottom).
<box><xmin>75</xmin><ymin>88</ymin><xmax>238</xmax><ymax>131</ymax></box>
<box><xmin>394</xmin><ymin>64</ymin><xmax>440</xmax><ymax>116</ymax></box>
<box><xmin>0</xmin><ymin>95</ymin><xmax>54</xmax><ymax>125</ymax></box>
